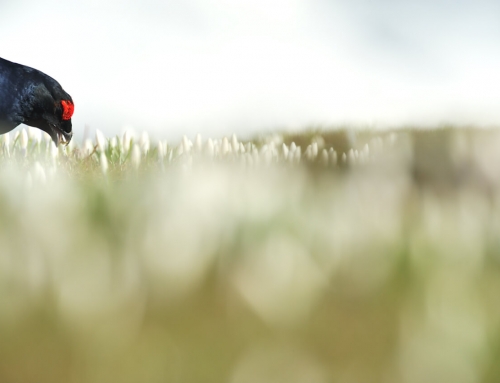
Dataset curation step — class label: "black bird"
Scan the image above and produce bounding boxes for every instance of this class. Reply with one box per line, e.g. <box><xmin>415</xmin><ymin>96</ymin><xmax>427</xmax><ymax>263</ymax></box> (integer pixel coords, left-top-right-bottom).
<box><xmin>0</xmin><ymin>57</ymin><xmax>73</xmax><ymax>145</ymax></box>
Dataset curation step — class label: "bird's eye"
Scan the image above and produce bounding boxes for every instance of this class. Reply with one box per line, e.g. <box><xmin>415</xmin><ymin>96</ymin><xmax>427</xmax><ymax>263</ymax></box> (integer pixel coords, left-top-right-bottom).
<box><xmin>61</xmin><ymin>100</ymin><xmax>74</xmax><ymax>120</ymax></box>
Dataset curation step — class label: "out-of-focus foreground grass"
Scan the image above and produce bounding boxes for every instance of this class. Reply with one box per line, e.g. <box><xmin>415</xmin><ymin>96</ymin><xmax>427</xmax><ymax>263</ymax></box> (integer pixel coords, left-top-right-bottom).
<box><xmin>1</xmin><ymin>127</ymin><xmax>500</xmax><ymax>383</ymax></box>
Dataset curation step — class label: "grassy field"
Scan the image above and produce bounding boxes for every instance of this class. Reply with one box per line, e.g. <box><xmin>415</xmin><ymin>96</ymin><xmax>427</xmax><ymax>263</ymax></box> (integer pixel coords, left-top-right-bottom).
<box><xmin>1</xmin><ymin>126</ymin><xmax>500</xmax><ymax>383</ymax></box>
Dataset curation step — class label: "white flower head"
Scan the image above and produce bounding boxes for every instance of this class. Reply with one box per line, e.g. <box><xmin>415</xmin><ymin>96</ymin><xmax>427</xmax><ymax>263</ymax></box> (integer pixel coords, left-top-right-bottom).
<box><xmin>311</xmin><ymin>142</ymin><xmax>319</xmax><ymax>157</ymax></box>
<box><xmin>66</xmin><ymin>139</ymin><xmax>74</xmax><ymax>152</ymax></box>
<box><xmin>282</xmin><ymin>143</ymin><xmax>289</xmax><ymax>160</ymax></box>
<box><xmin>100</xmin><ymin>152</ymin><xmax>109</xmax><ymax>175</ymax></box>
<box><xmin>95</xmin><ymin>129</ymin><xmax>107</xmax><ymax>152</ymax></box>
<box><xmin>329</xmin><ymin>148</ymin><xmax>337</xmax><ymax>165</ymax></box>
<box><xmin>83</xmin><ymin>139</ymin><xmax>94</xmax><ymax>157</ymax></box>
<box><xmin>28</xmin><ymin>127</ymin><xmax>36</xmax><ymax>140</ymax></box>
<box><xmin>194</xmin><ymin>134</ymin><xmax>202</xmax><ymax>152</ymax></box>
<box><xmin>348</xmin><ymin>149</ymin><xmax>356</xmax><ymax>164</ymax></box>
<box><xmin>131</xmin><ymin>144</ymin><xmax>141</xmax><ymax>168</ymax></box>
<box><xmin>140</xmin><ymin>131</ymin><xmax>150</xmax><ymax>154</ymax></box>
<box><xmin>2</xmin><ymin>132</ymin><xmax>10</xmax><ymax>147</ymax></box>
<box><xmin>182</xmin><ymin>135</ymin><xmax>192</xmax><ymax>154</ymax></box>
<box><xmin>206</xmin><ymin>138</ymin><xmax>215</xmax><ymax>157</ymax></box>
<box><xmin>231</xmin><ymin>134</ymin><xmax>239</xmax><ymax>153</ymax></box>
<box><xmin>33</xmin><ymin>129</ymin><xmax>42</xmax><ymax>145</ymax></box>
<box><xmin>222</xmin><ymin>137</ymin><xmax>230</xmax><ymax>155</ymax></box>
<box><xmin>20</xmin><ymin>129</ymin><xmax>28</xmax><ymax>150</ymax></box>
<box><xmin>26</xmin><ymin>127</ymin><xmax>40</xmax><ymax>146</ymax></box>
<box><xmin>122</xmin><ymin>129</ymin><xmax>134</xmax><ymax>152</ymax></box>
<box><xmin>321</xmin><ymin>149</ymin><xmax>328</xmax><ymax>166</ymax></box>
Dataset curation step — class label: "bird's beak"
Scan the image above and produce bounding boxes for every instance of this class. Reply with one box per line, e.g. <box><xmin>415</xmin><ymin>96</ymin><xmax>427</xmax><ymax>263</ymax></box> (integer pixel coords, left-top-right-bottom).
<box><xmin>59</xmin><ymin>130</ymin><xmax>73</xmax><ymax>146</ymax></box>
<box><xmin>50</xmin><ymin>124</ymin><xmax>72</xmax><ymax>146</ymax></box>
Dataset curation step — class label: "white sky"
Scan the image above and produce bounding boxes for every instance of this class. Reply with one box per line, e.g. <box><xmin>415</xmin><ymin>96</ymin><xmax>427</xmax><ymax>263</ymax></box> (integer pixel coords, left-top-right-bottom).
<box><xmin>1</xmin><ymin>0</ymin><xmax>500</xmax><ymax>140</ymax></box>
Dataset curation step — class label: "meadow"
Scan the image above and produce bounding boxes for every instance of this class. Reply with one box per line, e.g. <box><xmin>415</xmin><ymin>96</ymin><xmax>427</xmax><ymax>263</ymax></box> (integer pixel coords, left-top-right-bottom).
<box><xmin>1</xmin><ymin>126</ymin><xmax>500</xmax><ymax>383</ymax></box>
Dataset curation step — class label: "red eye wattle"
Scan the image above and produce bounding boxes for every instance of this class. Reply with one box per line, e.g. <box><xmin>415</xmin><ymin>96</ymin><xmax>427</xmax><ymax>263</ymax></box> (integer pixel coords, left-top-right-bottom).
<box><xmin>61</xmin><ymin>100</ymin><xmax>74</xmax><ymax>120</ymax></box>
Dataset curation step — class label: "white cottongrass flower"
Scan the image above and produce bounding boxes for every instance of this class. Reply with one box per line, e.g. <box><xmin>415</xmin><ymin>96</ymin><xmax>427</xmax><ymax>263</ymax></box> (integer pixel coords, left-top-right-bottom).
<box><xmin>2</xmin><ymin>132</ymin><xmax>10</xmax><ymax>147</ymax></box>
<box><xmin>321</xmin><ymin>149</ymin><xmax>329</xmax><ymax>166</ymax></box>
<box><xmin>305</xmin><ymin>144</ymin><xmax>317</xmax><ymax>161</ymax></box>
<box><xmin>131</xmin><ymin>144</ymin><xmax>141</xmax><ymax>168</ymax></box>
<box><xmin>100</xmin><ymin>152</ymin><xmax>109</xmax><ymax>175</ymax></box>
<box><xmin>29</xmin><ymin>127</ymin><xmax>42</xmax><ymax>145</ymax></box>
<box><xmin>363</xmin><ymin>144</ymin><xmax>370</xmax><ymax>157</ymax></box>
<box><xmin>28</xmin><ymin>127</ymin><xmax>36</xmax><ymax>140</ymax></box>
<box><xmin>311</xmin><ymin>142</ymin><xmax>319</xmax><ymax>158</ymax></box>
<box><xmin>348</xmin><ymin>149</ymin><xmax>356</xmax><ymax>164</ymax></box>
<box><xmin>66</xmin><ymin>139</ymin><xmax>74</xmax><ymax>152</ymax></box>
<box><xmin>13</xmin><ymin>131</ymin><xmax>20</xmax><ymax>146</ymax></box>
<box><xmin>239</xmin><ymin>142</ymin><xmax>245</xmax><ymax>153</ymax></box>
<box><xmin>157</xmin><ymin>141</ymin><xmax>165</xmax><ymax>161</ymax></box>
<box><xmin>211</xmin><ymin>140</ymin><xmax>219</xmax><ymax>156</ymax></box>
<box><xmin>2</xmin><ymin>132</ymin><xmax>10</xmax><ymax>157</ymax></box>
<box><xmin>122</xmin><ymin>130</ymin><xmax>133</xmax><ymax>152</ymax></box>
<box><xmin>110</xmin><ymin>136</ymin><xmax>117</xmax><ymax>149</ymax></box>
<box><xmin>231</xmin><ymin>134</ymin><xmax>239</xmax><ymax>153</ymax></box>
<box><xmin>329</xmin><ymin>148</ymin><xmax>337</xmax><ymax>165</ymax></box>
<box><xmin>95</xmin><ymin>129</ymin><xmax>107</xmax><ymax>152</ymax></box>
<box><xmin>20</xmin><ymin>129</ymin><xmax>28</xmax><ymax>150</ymax></box>
<box><xmin>282</xmin><ymin>143</ymin><xmax>289</xmax><ymax>160</ymax></box>
<box><xmin>176</xmin><ymin>143</ymin><xmax>184</xmax><ymax>156</ymax></box>
<box><xmin>221</xmin><ymin>137</ymin><xmax>230</xmax><ymax>156</ymax></box>
<box><xmin>140</xmin><ymin>131</ymin><xmax>150</xmax><ymax>154</ymax></box>
<box><xmin>194</xmin><ymin>134</ymin><xmax>202</xmax><ymax>152</ymax></box>
<box><xmin>206</xmin><ymin>138</ymin><xmax>215</xmax><ymax>157</ymax></box>
<box><xmin>34</xmin><ymin>131</ymin><xmax>42</xmax><ymax>146</ymax></box>
<box><xmin>305</xmin><ymin>145</ymin><xmax>313</xmax><ymax>161</ymax></box>
<box><xmin>268</xmin><ymin>141</ymin><xmax>276</xmax><ymax>152</ymax></box>
<box><xmin>83</xmin><ymin>139</ymin><xmax>94</xmax><ymax>157</ymax></box>
<box><xmin>182</xmin><ymin>135</ymin><xmax>192</xmax><ymax>154</ymax></box>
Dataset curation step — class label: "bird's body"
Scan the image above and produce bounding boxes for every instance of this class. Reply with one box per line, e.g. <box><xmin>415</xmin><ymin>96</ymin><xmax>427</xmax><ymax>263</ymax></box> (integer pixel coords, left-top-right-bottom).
<box><xmin>0</xmin><ymin>57</ymin><xmax>73</xmax><ymax>145</ymax></box>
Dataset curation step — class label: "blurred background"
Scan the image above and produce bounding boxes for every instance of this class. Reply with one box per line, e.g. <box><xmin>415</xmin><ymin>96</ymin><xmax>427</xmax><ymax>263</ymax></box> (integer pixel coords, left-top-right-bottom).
<box><xmin>2</xmin><ymin>0</ymin><xmax>500</xmax><ymax>140</ymax></box>
<box><xmin>3</xmin><ymin>1</ymin><xmax>500</xmax><ymax>382</ymax></box>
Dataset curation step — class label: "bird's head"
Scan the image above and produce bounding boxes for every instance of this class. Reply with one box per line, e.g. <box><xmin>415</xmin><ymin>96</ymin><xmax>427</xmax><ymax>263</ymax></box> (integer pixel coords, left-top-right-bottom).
<box><xmin>51</xmin><ymin>99</ymin><xmax>74</xmax><ymax>145</ymax></box>
<box><xmin>22</xmin><ymin>82</ymin><xmax>74</xmax><ymax>146</ymax></box>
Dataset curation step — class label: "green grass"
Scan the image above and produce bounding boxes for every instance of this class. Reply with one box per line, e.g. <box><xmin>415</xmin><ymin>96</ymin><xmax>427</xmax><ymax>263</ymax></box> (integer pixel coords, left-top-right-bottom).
<box><xmin>1</xmin><ymin>126</ymin><xmax>500</xmax><ymax>383</ymax></box>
